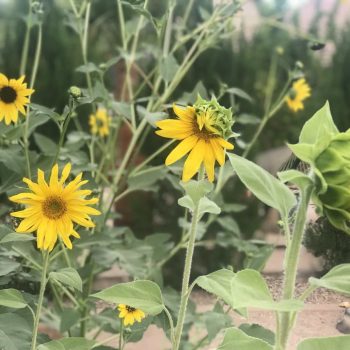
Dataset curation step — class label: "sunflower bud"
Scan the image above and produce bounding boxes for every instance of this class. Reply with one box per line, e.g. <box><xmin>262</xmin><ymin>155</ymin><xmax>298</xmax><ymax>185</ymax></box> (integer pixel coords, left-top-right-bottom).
<box><xmin>68</xmin><ymin>86</ymin><xmax>82</xmax><ymax>99</ymax></box>
<box><xmin>314</xmin><ymin>131</ymin><xmax>350</xmax><ymax>233</ymax></box>
<box><xmin>194</xmin><ymin>95</ymin><xmax>234</xmax><ymax>139</ymax></box>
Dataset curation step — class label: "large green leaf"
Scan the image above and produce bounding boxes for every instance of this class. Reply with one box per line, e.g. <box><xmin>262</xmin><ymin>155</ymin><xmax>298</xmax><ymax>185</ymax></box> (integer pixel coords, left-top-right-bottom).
<box><xmin>228</xmin><ymin>154</ymin><xmax>296</xmax><ymax>218</ymax></box>
<box><xmin>196</xmin><ymin>269</ymin><xmax>235</xmax><ymax>306</ymax></box>
<box><xmin>37</xmin><ymin>338</ymin><xmax>95</xmax><ymax>350</ymax></box>
<box><xmin>218</xmin><ymin>327</ymin><xmax>273</xmax><ymax>350</ymax></box>
<box><xmin>0</xmin><ymin>232</ymin><xmax>35</xmax><ymax>243</ymax></box>
<box><xmin>299</xmin><ymin>101</ymin><xmax>338</xmax><ymax>145</ymax></box>
<box><xmin>297</xmin><ymin>335</ymin><xmax>350</xmax><ymax>350</ymax></box>
<box><xmin>196</xmin><ymin>269</ymin><xmax>303</xmax><ymax>312</ymax></box>
<box><xmin>0</xmin><ymin>313</ymin><xmax>32</xmax><ymax>349</ymax></box>
<box><xmin>309</xmin><ymin>264</ymin><xmax>350</xmax><ymax>295</ymax></box>
<box><xmin>0</xmin><ymin>289</ymin><xmax>27</xmax><ymax>309</ymax></box>
<box><xmin>49</xmin><ymin>268</ymin><xmax>83</xmax><ymax>292</ymax></box>
<box><xmin>91</xmin><ymin>280</ymin><xmax>164</xmax><ymax>315</ymax></box>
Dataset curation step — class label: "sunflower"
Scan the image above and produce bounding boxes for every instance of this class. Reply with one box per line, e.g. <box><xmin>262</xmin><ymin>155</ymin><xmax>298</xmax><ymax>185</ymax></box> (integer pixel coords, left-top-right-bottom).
<box><xmin>285</xmin><ymin>78</ymin><xmax>311</xmax><ymax>112</ymax></box>
<box><xmin>89</xmin><ymin>108</ymin><xmax>111</xmax><ymax>137</ymax></box>
<box><xmin>9</xmin><ymin>164</ymin><xmax>101</xmax><ymax>251</ymax></box>
<box><xmin>118</xmin><ymin>304</ymin><xmax>146</xmax><ymax>326</ymax></box>
<box><xmin>155</xmin><ymin>97</ymin><xmax>234</xmax><ymax>182</ymax></box>
<box><xmin>0</xmin><ymin>73</ymin><xmax>34</xmax><ymax>125</ymax></box>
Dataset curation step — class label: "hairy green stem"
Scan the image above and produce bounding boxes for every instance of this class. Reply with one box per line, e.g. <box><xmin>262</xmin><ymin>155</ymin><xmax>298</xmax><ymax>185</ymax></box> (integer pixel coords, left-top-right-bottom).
<box><xmin>30</xmin><ymin>250</ymin><xmax>50</xmax><ymax>350</ymax></box>
<box><xmin>174</xmin><ymin>202</ymin><xmax>201</xmax><ymax>350</ymax></box>
<box><xmin>164</xmin><ymin>307</ymin><xmax>175</xmax><ymax>345</ymax></box>
<box><xmin>23</xmin><ymin>19</ymin><xmax>43</xmax><ymax>178</ymax></box>
<box><xmin>277</xmin><ymin>184</ymin><xmax>313</xmax><ymax>350</ymax></box>
<box><xmin>20</xmin><ymin>0</ymin><xmax>33</xmax><ymax>76</ymax></box>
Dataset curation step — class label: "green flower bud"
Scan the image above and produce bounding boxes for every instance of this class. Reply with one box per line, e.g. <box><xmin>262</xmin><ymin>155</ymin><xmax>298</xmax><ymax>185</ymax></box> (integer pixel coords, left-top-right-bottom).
<box><xmin>194</xmin><ymin>95</ymin><xmax>234</xmax><ymax>139</ymax></box>
<box><xmin>69</xmin><ymin>86</ymin><xmax>82</xmax><ymax>99</ymax></box>
<box><xmin>314</xmin><ymin>130</ymin><xmax>350</xmax><ymax>233</ymax></box>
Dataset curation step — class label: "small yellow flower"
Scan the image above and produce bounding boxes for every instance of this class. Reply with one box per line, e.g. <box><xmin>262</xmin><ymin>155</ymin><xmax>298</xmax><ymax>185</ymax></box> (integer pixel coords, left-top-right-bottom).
<box><xmin>155</xmin><ymin>103</ymin><xmax>234</xmax><ymax>182</ymax></box>
<box><xmin>89</xmin><ymin>108</ymin><xmax>111</xmax><ymax>137</ymax></box>
<box><xmin>285</xmin><ymin>78</ymin><xmax>311</xmax><ymax>112</ymax></box>
<box><xmin>0</xmin><ymin>73</ymin><xmax>34</xmax><ymax>125</ymax></box>
<box><xmin>118</xmin><ymin>304</ymin><xmax>146</xmax><ymax>326</ymax></box>
<box><xmin>9</xmin><ymin>164</ymin><xmax>101</xmax><ymax>251</ymax></box>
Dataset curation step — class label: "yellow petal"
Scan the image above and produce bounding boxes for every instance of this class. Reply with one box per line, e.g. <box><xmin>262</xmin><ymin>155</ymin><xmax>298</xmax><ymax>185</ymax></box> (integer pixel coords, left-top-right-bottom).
<box><xmin>209</xmin><ymin>138</ymin><xmax>225</xmax><ymax>166</ymax></box>
<box><xmin>204</xmin><ymin>143</ymin><xmax>215</xmax><ymax>182</ymax></box>
<box><xmin>60</xmin><ymin>163</ymin><xmax>72</xmax><ymax>184</ymax></box>
<box><xmin>172</xmin><ymin>104</ymin><xmax>195</xmax><ymax>122</ymax></box>
<box><xmin>165</xmin><ymin>135</ymin><xmax>198</xmax><ymax>166</ymax></box>
<box><xmin>182</xmin><ymin>139</ymin><xmax>206</xmax><ymax>182</ymax></box>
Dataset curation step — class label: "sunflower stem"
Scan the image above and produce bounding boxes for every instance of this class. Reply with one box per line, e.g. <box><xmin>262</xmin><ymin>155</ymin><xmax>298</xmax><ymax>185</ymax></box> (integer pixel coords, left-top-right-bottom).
<box><xmin>276</xmin><ymin>184</ymin><xmax>313</xmax><ymax>350</ymax></box>
<box><xmin>119</xmin><ymin>321</ymin><xmax>124</xmax><ymax>350</ymax></box>
<box><xmin>30</xmin><ymin>250</ymin><xmax>50</xmax><ymax>350</ymax></box>
<box><xmin>20</xmin><ymin>0</ymin><xmax>33</xmax><ymax>76</ymax></box>
<box><xmin>173</xmin><ymin>197</ymin><xmax>201</xmax><ymax>350</ymax></box>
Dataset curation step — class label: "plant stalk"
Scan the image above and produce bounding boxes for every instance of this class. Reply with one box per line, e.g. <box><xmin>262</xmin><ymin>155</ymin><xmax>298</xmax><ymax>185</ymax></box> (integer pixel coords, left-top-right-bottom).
<box><xmin>276</xmin><ymin>184</ymin><xmax>313</xmax><ymax>350</ymax></box>
<box><xmin>173</xmin><ymin>202</ymin><xmax>201</xmax><ymax>350</ymax></box>
<box><xmin>30</xmin><ymin>250</ymin><xmax>50</xmax><ymax>350</ymax></box>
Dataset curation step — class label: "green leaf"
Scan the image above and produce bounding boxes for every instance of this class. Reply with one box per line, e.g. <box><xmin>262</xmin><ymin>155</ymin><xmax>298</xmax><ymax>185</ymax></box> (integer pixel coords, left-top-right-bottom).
<box><xmin>228</xmin><ymin>154</ymin><xmax>296</xmax><ymax>218</ymax></box>
<box><xmin>278</xmin><ymin>170</ymin><xmax>313</xmax><ymax>190</ymax></box>
<box><xmin>0</xmin><ymin>313</ymin><xmax>32</xmax><ymax>349</ymax></box>
<box><xmin>236</xmin><ymin>114</ymin><xmax>260</xmax><ymax>125</ymax></box>
<box><xmin>37</xmin><ymin>338</ymin><xmax>95</xmax><ymax>350</ymax></box>
<box><xmin>198</xmin><ymin>196</ymin><xmax>221</xmax><ymax>218</ymax></box>
<box><xmin>0</xmin><ymin>256</ymin><xmax>20</xmax><ymax>276</ymax></box>
<box><xmin>49</xmin><ymin>268</ymin><xmax>83</xmax><ymax>292</ymax></box>
<box><xmin>34</xmin><ymin>133</ymin><xmax>57</xmax><ymax>156</ymax></box>
<box><xmin>0</xmin><ymin>232</ymin><xmax>35</xmax><ymax>243</ymax></box>
<box><xmin>128</xmin><ymin>167</ymin><xmax>167</xmax><ymax>191</ymax></box>
<box><xmin>218</xmin><ymin>327</ymin><xmax>273</xmax><ymax>350</ymax></box>
<box><xmin>297</xmin><ymin>335</ymin><xmax>350</xmax><ymax>350</ymax></box>
<box><xmin>196</xmin><ymin>269</ymin><xmax>303</xmax><ymax>312</ymax></box>
<box><xmin>0</xmin><ymin>289</ymin><xmax>27</xmax><ymax>308</ymax></box>
<box><xmin>60</xmin><ymin>308</ymin><xmax>81</xmax><ymax>333</ymax></box>
<box><xmin>287</xmin><ymin>143</ymin><xmax>316</xmax><ymax>165</ymax></box>
<box><xmin>76</xmin><ymin>62</ymin><xmax>100</xmax><ymax>74</ymax></box>
<box><xmin>239</xmin><ymin>323</ymin><xmax>275</xmax><ymax>345</ymax></box>
<box><xmin>299</xmin><ymin>101</ymin><xmax>338</xmax><ymax>145</ymax></box>
<box><xmin>160</xmin><ymin>54</ymin><xmax>179</xmax><ymax>82</ymax></box>
<box><xmin>309</xmin><ymin>264</ymin><xmax>350</xmax><ymax>295</ymax></box>
<box><xmin>226</xmin><ymin>87</ymin><xmax>254</xmax><ymax>103</ymax></box>
<box><xmin>0</xmin><ymin>330</ymin><xmax>17</xmax><ymax>350</ymax></box>
<box><xmin>91</xmin><ymin>280</ymin><xmax>164</xmax><ymax>315</ymax></box>
<box><xmin>180</xmin><ymin>179</ymin><xmax>213</xmax><ymax>205</ymax></box>
<box><xmin>178</xmin><ymin>195</ymin><xmax>195</xmax><ymax>211</ymax></box>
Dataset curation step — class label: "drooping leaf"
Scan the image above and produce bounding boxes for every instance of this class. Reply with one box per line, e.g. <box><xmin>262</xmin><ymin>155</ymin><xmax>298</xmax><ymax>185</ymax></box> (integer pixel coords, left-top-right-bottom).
<box><xmin>239</xmin><ymin>323</ymin><xmax>275</xmax><ymax>345</ymax></box>
<box><xmin>49</xmin><ymin>268</ymin><xmax>83</xmax><ymax>292</ymax></box>
<box><xmin>309</xmin><ymin>264</ymin><xmax>350</xmax><ymax>295</ymax></box>
<box><xmin>228</xmin><ymin>154</ymin><xmax>296</xmax><ymax>219</ymax></box>
<box><xmin>0</xmin><ymin>232</ymin><xmax>35</xmax><ymax>243</ymax></box>
<box><xmin>196</xmin><ymin>269</ymin><xmax>303</xmax><ymax>312</ymax></box>
<box><xmin>91</xmin><ymin>280</ymin><xmax>164</xmax><ymax>315</ymax></box>
<box><xmin>0</xmin><ymin>289</ymin><xmax>27</xmax><ymax>309</ymax></box>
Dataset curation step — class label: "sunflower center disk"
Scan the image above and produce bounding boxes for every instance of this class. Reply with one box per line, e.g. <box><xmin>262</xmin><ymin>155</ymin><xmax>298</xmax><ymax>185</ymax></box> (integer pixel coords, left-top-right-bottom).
<box><xmin>42</xmin><ymin>196</ymin><xmax>67</xmax><ymax>220</ymax></box>
<box><xmin>126</xmin><ymin>305</ymin><xmax>136</xmax><ymax>312</ymax></box>
<box><xmin>0</xmin><ymin>86</ymin><xmax>17</xmax><ymax>104</ymax></box>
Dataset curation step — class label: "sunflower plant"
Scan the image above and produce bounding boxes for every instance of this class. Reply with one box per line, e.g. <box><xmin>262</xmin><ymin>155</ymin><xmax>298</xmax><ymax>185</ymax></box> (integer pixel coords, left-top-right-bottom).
<box><xmin>1</xmin><ymin>1</ymin><xmax>350</xmax><ymax>350</ymax></box>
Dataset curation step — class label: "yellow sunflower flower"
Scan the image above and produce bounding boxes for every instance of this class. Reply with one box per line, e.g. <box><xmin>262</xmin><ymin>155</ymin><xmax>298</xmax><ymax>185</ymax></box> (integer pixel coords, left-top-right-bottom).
<box><xmin>155</xmin><ymin>98</ymin><xmax>234</xmax><ymax>182</ymax></box>
<box><xmin>0</xmin><ymin>73</ymin><xmax>34</xmax><ymax>125</ymax></box>
<box><xmin>9</xmin><ymin>164</ymin><xmax>101</xmax><ymax>251</ymax></box>
<box><xmin>118</xmin><ymin>304</ymin><xmax>146</xmax><ymax>326</ymax></box>
<box><xmin>89</xmin><ymin>108</ymin><xmax>111</xmax><ymax>137</ymax></box>
<box><xmin>285</xmin><ymin>78</ymin><xmax>311</xmax><ymax>112</ymax></box>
